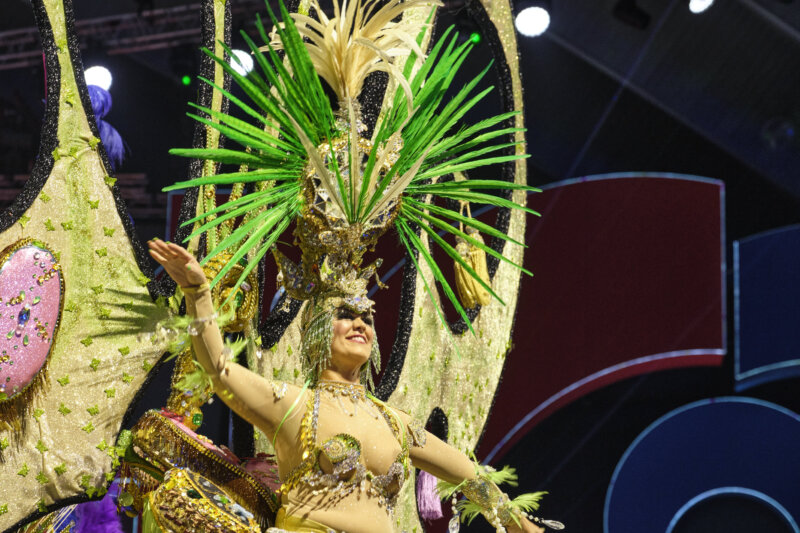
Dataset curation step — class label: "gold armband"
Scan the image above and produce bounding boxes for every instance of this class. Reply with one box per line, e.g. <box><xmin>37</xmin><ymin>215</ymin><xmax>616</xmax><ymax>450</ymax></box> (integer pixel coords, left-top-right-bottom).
<box><xmin>406</xmin><ymin>418</ymin><xmax>427</xmax><ymax>447</ymax></box>
<box><xmin>439</xmin><ymin>461</ymin><xmax>563</xmax><ymax>532</ymax></box>
<box><xmin>461</xmin><ymin>473</ymin><xmax>518</xmax><ymax>530</ymax></box>
<box><xmin>181</xmin><ymin>282</ymin><xmax>211</xmax><ymax>294</ymax></box>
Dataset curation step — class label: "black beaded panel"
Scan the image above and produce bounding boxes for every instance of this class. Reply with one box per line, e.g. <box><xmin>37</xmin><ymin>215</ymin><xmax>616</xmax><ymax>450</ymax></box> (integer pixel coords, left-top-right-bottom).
<box><xmin>426</xmin><ymin>406</ymin><xmax>450</xmax><ymax>441</ymax></box>
<box><xmin>375</xmin><ymin>240</ymin><xmax>419</xmax><ymax>401</ymax></box>
<box><xmin>358</xmin><ymin>71</ymin><xmax>390</xmax><ymax>136</ymax></box>
<box><xmin>376</xmin><ymin>0</ymin><xmax>520</xmax><ymax>395</ymax></box>
<box><xmin>170</xmin><ymin>0</ymin><xmax>234</xmax><ymax>282</ymax></box>
<box><xmin>258</xmin><ymin>295</ymin><xmax>305</xmax><ymax>349</ymax></box>
<box><xmin>286</xmin><ymin>0</ymin><xmax>301</xmax><ymax>14</ymax></box>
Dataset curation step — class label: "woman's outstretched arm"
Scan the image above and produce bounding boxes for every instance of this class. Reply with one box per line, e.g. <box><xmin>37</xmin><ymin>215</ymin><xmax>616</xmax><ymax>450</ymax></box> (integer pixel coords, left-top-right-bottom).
<box><xmin>148</xmin><ymin>238</ymin><xmax>302</xmax><ymax>441</ymax></box>
<box><xmin>397</xmin><ymin>410</ymin><xmax>545</xmax><ymax>533</ymax></box>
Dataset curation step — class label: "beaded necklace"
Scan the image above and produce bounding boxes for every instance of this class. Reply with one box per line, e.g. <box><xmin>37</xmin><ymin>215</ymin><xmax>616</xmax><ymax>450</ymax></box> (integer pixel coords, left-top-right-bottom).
<box><xmin>316</xmin><ymin>380</ymin><xmax>380</xmax><ymax>418</ymax></box>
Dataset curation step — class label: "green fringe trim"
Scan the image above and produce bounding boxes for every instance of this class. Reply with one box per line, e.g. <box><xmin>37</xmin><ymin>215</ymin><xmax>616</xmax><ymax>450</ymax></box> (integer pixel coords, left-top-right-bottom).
<box><xmin>155</xmin><ymin>307</ymin><xmax>236</xmax><ymax>361</ymax></box>
<box><xmin>458</xmin><ymin>491</ymin><xmax>548</xmax><ymax>526</ymax></box>
<box><xmin>174</xmin><ymin>336</ymin><xmax>247</xmax><ymax>392</ymax></box>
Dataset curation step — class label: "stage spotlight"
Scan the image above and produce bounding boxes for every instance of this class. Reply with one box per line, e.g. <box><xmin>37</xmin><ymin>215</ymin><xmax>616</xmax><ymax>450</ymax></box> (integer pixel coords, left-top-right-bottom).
<box><xmin>230</xmin><ymin>49</ymin><xmax>254</xmax><ymax>76</ymax></box>
<box><xmin>688</xmin><ymin>0</ymin><xmax>714</xmax><ymax>13</ymax></box>
<box><xmin>515</xmin><ymin>0</ymin><xmax>551</xmax><ymax>37</ymax></box>
<box><xmin>85</xmin><ymin>66</ymin><xmax>112</xmax><ymax>91</ymax></box>
<box><xmin>181</xmin><ymin>75</ymin><xmax>192</xmax><ymax>86</ymax></box>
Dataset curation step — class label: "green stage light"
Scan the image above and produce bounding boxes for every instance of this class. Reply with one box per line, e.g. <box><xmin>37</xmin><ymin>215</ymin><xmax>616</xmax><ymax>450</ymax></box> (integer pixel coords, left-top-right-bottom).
<box><xmin>469</xmin><ymin>32</ymin><xmax>481</xmax><ymax>44</ymax></box>
<box><xmin>181</xmin><ymin>75</ymin><xmax>191</xmax><ymax>86</ymax></box>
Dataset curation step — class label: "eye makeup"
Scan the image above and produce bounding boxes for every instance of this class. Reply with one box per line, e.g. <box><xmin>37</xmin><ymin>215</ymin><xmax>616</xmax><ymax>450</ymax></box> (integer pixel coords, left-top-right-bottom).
<box><xmin>336</xmin><ymin>308</ymin><xmax>374</xmax><ymax>326</ymax></box>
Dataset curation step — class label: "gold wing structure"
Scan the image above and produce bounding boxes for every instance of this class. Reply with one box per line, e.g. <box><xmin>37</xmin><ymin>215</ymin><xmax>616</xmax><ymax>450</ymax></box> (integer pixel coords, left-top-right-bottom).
<box><xmin>383</xmin><ymin>1</ymin><xmax>528</xmax><ymax>529</ymax></box>
<box><xmin>0</xmin><ymin>0</ymin><xmax>231</xmax><ymax>528</ymax></box>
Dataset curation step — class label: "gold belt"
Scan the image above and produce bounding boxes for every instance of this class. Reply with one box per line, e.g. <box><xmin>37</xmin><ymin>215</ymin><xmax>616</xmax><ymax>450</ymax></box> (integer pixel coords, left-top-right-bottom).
<box><xmin>267</xmin><ymin>508</ymin><xmax>340</xmax><ymax>533</ymax></box>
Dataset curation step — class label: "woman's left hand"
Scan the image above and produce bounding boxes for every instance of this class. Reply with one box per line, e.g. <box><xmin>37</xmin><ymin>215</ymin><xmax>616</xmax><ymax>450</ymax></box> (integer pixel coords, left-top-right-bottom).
<box><xmin>507</xmin><ymin>516</ymin><xmax>545</xmax><ymax>533</ymax></box>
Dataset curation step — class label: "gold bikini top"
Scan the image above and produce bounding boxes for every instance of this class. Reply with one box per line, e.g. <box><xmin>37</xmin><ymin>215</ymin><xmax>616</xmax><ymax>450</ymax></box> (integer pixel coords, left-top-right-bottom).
<box><xmin>279</xmin><ymin>381</ymin><xmax>426</xmax><ymax>513</ymax></box>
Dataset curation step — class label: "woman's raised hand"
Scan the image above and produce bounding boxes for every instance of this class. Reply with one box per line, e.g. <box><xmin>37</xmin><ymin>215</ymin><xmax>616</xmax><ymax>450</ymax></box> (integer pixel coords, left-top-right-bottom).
<box><xmin>147</xmin><ymin>238</ymin><xmax>206</xmax><ymax>288</ymax></box>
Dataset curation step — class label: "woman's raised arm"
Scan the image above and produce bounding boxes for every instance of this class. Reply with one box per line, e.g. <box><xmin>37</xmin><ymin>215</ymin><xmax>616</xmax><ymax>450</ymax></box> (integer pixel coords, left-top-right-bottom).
<box><xmin>148</xmin><ymin>238</ymin><xmax>302</xmax><ymax>441</ymax></box>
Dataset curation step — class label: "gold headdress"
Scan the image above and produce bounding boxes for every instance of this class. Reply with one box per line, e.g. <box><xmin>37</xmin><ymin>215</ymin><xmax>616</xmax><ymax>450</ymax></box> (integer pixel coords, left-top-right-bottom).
<box><xmin>166</xmin><ymin>0</ymin><xmax>537</xmax><ymax>386</ymax></box>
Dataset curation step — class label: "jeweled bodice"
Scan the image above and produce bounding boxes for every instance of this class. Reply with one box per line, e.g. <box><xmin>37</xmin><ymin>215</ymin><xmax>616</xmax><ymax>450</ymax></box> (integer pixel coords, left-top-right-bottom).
<box><xmin>279</xmin><ymin>382</ymin><xmax>410</xmax><ymax>512</ymax></box>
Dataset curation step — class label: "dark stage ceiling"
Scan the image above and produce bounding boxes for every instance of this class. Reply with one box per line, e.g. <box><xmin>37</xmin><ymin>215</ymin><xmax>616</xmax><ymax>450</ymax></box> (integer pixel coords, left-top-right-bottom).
<box><xmin>2</xmin><ymin>0</ymin><xmax>799</xmax><ymax>207</ymax></box>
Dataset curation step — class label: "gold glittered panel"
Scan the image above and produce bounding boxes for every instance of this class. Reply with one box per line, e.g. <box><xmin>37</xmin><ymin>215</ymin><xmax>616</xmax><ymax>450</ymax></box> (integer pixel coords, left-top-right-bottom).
<box><xmin>188</xmin><ymin>0</ymin><xmax>232</xmax><ymax>256</ymax></box>
<box><xmin>389</xmin><ymin>0</ymin><xmax>528</xmax><ymax>529</ymax></box>
<box><xmin>0</xmin><ymin>0</ymin><xmax>169</xmax><ymax>529</ymax></box>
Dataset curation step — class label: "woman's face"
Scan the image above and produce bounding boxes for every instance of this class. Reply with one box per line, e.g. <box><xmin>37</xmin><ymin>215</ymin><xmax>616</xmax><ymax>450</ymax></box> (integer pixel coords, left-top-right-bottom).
<box><xmin>329</xmin><ymin>308</ymin><xmax>374</xmax><ymax>369</ymax></box>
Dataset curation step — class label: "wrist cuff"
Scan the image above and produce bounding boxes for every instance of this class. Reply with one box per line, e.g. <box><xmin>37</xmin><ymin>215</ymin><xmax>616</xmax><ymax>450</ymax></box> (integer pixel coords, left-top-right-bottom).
<box><xmin>182</xmin><ymin>282</ymin><xmax>210</xmax><ymax>294</ymax></box>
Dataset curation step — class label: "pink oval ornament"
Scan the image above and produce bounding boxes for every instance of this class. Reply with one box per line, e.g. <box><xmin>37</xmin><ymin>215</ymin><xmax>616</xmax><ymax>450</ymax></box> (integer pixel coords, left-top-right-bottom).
<box><xmin>0</xmin><ymin>239</ymin><xmax>63</xmax><ymax>402</ymax></box>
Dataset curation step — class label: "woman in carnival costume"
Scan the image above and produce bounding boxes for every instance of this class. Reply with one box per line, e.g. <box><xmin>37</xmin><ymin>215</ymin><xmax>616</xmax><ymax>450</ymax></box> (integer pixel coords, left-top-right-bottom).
<box><xmin>145</xmin><ymin>0</ymin><xmax>565</xmax><ymax>530</ymax></box>
<box><xmin>150</xmin><ymin>239</ymin><xmax>551</xmax><ymax>533</ymax></box>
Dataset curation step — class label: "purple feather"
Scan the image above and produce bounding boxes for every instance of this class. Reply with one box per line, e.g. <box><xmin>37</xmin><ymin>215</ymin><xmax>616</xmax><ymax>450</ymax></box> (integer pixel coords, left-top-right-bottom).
<box><xmin>417</xmin><ymin>470</ymin><xmax>444</xmax><ymax>521</ymax></box>
<box><xmin>87</xmin><ymin>84</ymin><xmax>112</xmax><ymax>119</ymax></box>
<box><xmin>87</xmin><ymin>84</ymin><xmax>126</xmax><ymax>170</ymax></box>
<box><xmin>74</xmin><ymin>486</ymin><xmax>124</xmax><ymax>533</ymax></box>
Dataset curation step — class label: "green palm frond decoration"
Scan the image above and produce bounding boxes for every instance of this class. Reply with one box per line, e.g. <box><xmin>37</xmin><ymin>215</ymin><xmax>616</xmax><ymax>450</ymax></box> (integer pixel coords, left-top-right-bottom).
<box><xmin>166</xmin><ymin>0</ymin><xmax>539</xmax><ymax>327</ymax></box>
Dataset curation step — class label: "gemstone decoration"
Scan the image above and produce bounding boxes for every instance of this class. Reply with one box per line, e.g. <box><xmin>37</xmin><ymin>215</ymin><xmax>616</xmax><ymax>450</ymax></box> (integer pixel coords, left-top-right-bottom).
<box><xmin>18</xmin><ymin>306</ymin><xmax>30</xmax><ymax>323</ymax></box>
<box><xmin>0</xmin><ymin>240</ymin><xmax>62</xmax><ymax>400</ymax></box>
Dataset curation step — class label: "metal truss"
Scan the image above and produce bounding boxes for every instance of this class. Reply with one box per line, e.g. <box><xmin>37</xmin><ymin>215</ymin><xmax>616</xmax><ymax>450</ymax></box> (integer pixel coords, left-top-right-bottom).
<box><xmin>0</xmin><ymin>0</ymin><xmax>266</xmax><ymax>71</ymax></box>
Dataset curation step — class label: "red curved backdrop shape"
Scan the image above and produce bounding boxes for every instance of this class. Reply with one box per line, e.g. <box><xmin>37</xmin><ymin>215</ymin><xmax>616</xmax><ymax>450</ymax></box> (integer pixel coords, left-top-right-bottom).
<box><xmin>477</xmin><ymin>173</ymin><xmax>726</xmax><ymax>463</ymax></box>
